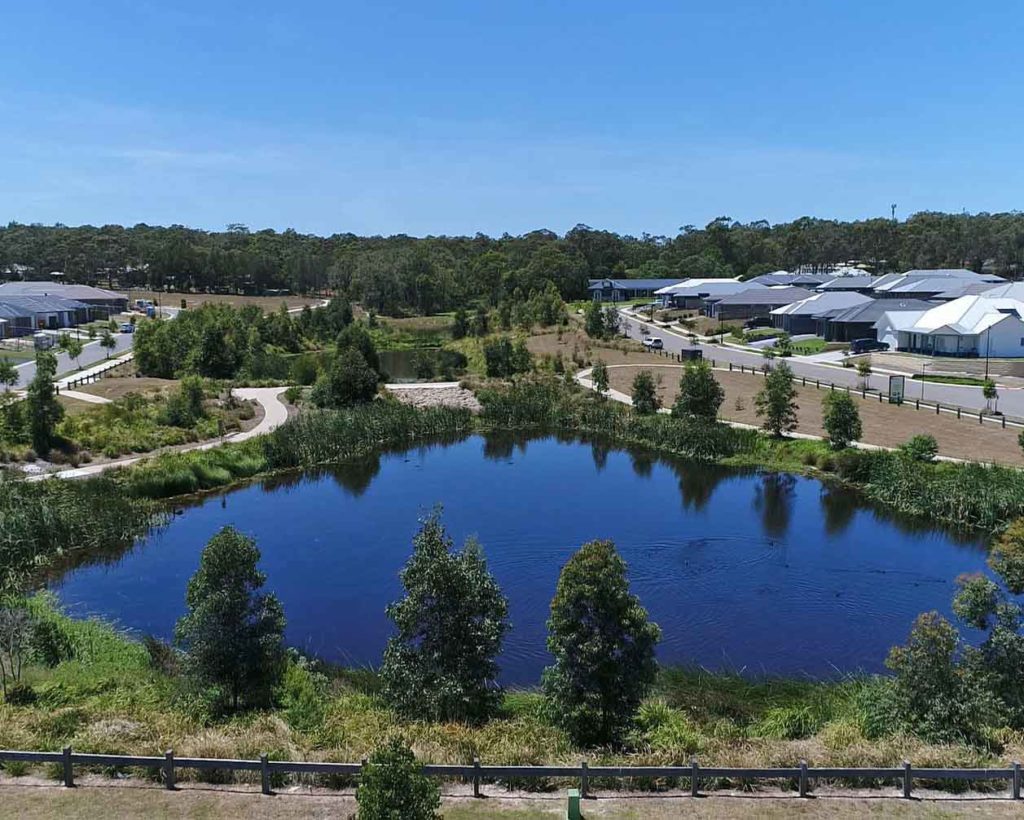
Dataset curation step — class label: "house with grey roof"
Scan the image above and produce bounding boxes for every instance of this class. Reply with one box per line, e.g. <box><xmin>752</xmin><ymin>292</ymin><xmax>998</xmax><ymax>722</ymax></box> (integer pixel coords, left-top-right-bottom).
<box><xmin>587</xmin><ymin>278</ymin><xmax>684</xmax><ymax>302</ymax></box>
<box><xmin>706</xmin><ymin>286</ymin><xmax>813</xmax><ymax>320</ymax></box>
<box><xmin>0</xmin><ymin>281</ymin><xmax>128</xmax><ymax>314</ymax></box>
<box><xmin>0</xmin><ymin>294</ymin><xmax>95</xmax><ymax>336</ymax></box>
<box><xmin>653</xmin><ymin>278</ymin><xmax>748</xmax><ymax>310</ymax></box>
<box><xmin>770</xmin><ymin>292</ymin><xmax>873</xmax><ymax>335</ymax></box>
<box><xmin>818</xmin><ymin>298</ymin><xmax>933</xmax><ymax>342</ymax></box>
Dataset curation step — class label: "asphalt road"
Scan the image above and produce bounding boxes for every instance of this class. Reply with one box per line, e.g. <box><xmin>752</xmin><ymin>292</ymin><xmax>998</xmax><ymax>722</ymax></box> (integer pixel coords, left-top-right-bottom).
<box><xmin>617</xmin><ymin>309</ymin><xmax>1024</xmax><ymax>418</ymax></box>
<box><xmin>7</xmin><ymin>332</ymin><xmax>134</xmax><ymax>389</ymax></box>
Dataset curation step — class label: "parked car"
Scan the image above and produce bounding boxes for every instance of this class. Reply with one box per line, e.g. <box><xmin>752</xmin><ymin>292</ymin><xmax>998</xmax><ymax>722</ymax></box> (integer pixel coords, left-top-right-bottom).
<box><xmin>32</xmin><ymin>332</ymin><xmax>55</xmax><ymax>350</ymax></box>
<box><xmin>849</xmin><ymin>338</ymin><xmax>889</xmax><ymax>354</ymax></box>
<box><xmin>743</xmin><ymin>316</ymin><xmax>772</xmax><ymax>330</ymax></box>
<box><xmin>642</xmin><ymin>336</ymin><xmax>664</xmax><ymax>350</ymax></box>
<box><xmin>120</xmin><ymin>322</ymin><xmax>135</xmax><ymax>333</ymax></box>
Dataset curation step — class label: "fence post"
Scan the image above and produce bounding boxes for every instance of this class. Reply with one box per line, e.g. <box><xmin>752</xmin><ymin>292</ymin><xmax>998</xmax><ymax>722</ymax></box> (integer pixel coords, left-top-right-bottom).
<box><xmin>816</xmin><ymin>379</ymin><xmax>820</xmax><ymax>388</ymax></box>
<box><xmin>1003</xmin><ymin>416</ymin><xmax>1007</xmax><ymax>429</ymax></box>
<box><xmin>729</xmin><ymin>362</ymin><xmax>733</xmax><ymax>371</ymax></box>
<box><xmin>802</xmin><ymin>376</ymin><xmax>806</xmax><ymax>386</ymax></box>
<box><xmin>1013</xmin><ymin>760</ymin><xmax>1021</xmax><ymax>799</ymax></box>
<box><xmin>861</xmin><ymin>386</ymin><xmax>866</xmax><ymax>398</ymax></box>
<box><xmin>936</xmin><ymin>403</ymin><xmax>940</xmax><ymax>415</ymax></box>
<box><xmin>799</xmin><ymin>759</ymin><xmax>808</xmax><ymax>797</ymax></box>
<box><xmin>581</xmin><ymin>760</ymin><xmax>589</xmax><ymax>798</ymax></box>
<box><xmin>164</xmin><ymin>750</ymin><xmax>175</xmax><ymax>790</ymax></box>
<box><xmin>979</xmin><ymin>412</ymin><xmax>983</xmax><ymax>425</ymax></box>
<box><xmin>260</xmin><ymin>753</ymin><xmax>271</xmax><ymax>795</ymax></box>
<box><xmin>62</xmin><ymin>745</ymin><xmax>74</xmax><ymax>788</ymax></box>
<box><xmin>902</xmin><ymin>760</ymin><xmax>912</xmax><ymax>799</ymax></box>
<box><xmin>471</xmin><ymin>756</ymin><xmax>481</xmax><ymax>797</ymax></box>
<box><xmin>915</xmin><ymin>399</ymin><xmax>920</xmax><ymax>410</ymax></box>
<box><xmin>690</xmin><ymin>757</ymin><xmax>699</xmax><ymax>797</ymax></box>
<box><xmin>957</xmin><ymin>407</ymin><xmax>961</xmax><ymax>419</ymax></box>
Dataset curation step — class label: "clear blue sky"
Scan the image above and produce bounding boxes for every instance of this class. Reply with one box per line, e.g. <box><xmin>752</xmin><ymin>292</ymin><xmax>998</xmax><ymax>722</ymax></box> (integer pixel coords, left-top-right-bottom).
<box><xmin>2</xmin><ymin>1</ymin><xmax>1021</xmax><ymax>237</ymax></box>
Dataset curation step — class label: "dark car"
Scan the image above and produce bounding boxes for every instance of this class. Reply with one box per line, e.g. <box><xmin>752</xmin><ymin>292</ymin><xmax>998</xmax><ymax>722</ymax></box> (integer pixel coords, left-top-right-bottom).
<box><xmin>849</xmin><ymin>338</ymin><xmax>889</xmax><ymax>354</ymax></box>
<box><xmin>743</xmin><ymin>316</ymin><xmax>772</xmax><ymax>330</ymax></box>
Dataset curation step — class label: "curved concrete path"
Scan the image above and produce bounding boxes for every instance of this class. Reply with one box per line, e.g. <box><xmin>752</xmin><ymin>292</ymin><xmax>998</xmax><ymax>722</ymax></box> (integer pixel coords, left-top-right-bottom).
<box><xmin>26</xmin><ymin>386</ymin><xmax>290</xmax><ymax>481</ymax></box>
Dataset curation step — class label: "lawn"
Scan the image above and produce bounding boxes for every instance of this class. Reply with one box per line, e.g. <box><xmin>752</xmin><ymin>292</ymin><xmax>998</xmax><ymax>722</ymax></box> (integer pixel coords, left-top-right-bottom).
<box><xmin>911</xmin><ymin>374</ymin><xmax>990</xmax><ymax>386</ymax></box>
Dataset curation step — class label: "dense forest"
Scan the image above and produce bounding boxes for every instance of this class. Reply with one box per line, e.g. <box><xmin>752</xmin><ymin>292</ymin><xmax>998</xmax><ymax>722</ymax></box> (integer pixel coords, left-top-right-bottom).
<box><xmin>2</xmin><ymin>212</ymin><xmax>1024</xmax><ymax>315</ymax></box>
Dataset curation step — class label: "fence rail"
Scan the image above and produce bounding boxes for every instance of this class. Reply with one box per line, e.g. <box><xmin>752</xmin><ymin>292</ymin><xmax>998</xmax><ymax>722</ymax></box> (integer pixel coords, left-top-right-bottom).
<box><xmin>57</xmin><ymin>355</ymin><xmax>133</xmax><ymax>392</ymax></box>
<box><xmin>1</xmin><ymin>748</ymin><xmax>1020</xmax><ymax>801</ymax></box>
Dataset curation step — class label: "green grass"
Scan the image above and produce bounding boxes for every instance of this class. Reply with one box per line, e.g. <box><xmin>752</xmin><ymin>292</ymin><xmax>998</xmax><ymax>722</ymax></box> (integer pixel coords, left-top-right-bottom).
<box><xmin>910</xmin><ymin>374</ymin><xmax>989</xmax><ymax>386</ymax></box>
<box><xmin>789</xmin><ymin>339</ymin><xmax>827</xmax><ymax>355</ymax></box>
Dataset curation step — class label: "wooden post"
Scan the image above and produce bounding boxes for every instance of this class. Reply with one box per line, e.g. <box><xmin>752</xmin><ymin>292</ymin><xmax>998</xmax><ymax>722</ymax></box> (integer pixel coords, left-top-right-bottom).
<box><xmin>799</xmin><ymin>759</ymin><xmax>808</xmax><ymax>797</ymax></box>
<box><xmin>816</xmin><ymin>379</ymin><xmax>820</xmax><ymax>388</ymax></box>
<box><xmin>581</xmin><ymin>760</ymin><xmax>589</xmax><ymax>799</ymax></box>
<box><xmin>957</xmin><ymin>407</ymin><xmax>961</xmax><ymax>419</ymax></box>
<box><xmin>1013</xmin><ymin>760</ymin><xmax>1021</xmax><ymax>799</ymax></box>
<box><xmin>473</xmin><ymin>757</ymin><xmax>481</xmax><ymax>798</ymax></box>
<box><xmin>164</xmin><ymin>750</ymin><xmax>175</xmax><ymax>790</ymax></box>
<box><xmin>260</xmin><ymin>753</ymin><xmax>271</xmax><ymax>795</ymax></box>
<box><xmin>62</xmin><ymin>746</ymin><xmax>74</xmax><ymax>788</ymax></box>
<box><xmin>936</xmin><ymin>403</ymin><xmax>940</xmax><ymax>415</ymax></box>
<box><xmin>915</xmin><ymin>399</ymin><xmax>920</xmax><ymax>410</ymax></box>
<box><xmin>690</xmin><ymin>757</ymin><xmax>699</xmax><ymax>797</ymax></box>
<box><xmin>729</xmin><ymin>362</ymin><xmax>733</xmax><ymax>371</ymax></box>
<box><xmin>1002</xmin><ymin>415</ymin><xmax>1007</xmax><ymax>429</ymax></box>
<box><xmin>979</xmin><ymin>412</ymin><xmax>983</xmax><ymax>424</ymax></box>
<box><xmin>902</xmin><ymin>760</ymin><xmax>912</xmax><ymax>799</ymax></box>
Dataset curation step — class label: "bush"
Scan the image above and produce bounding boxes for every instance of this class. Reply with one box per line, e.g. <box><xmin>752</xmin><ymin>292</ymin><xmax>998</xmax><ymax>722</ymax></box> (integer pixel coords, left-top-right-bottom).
<box><xmin>356</xmin><ymin>738</ymin><xmax>440</xmax><ymax>820</ymax></box>
<box><xmin>543</xmin><ymin>540</ymin><xmax>661</xmax><ymax>747</ymax></box>
<box><xmin>990</xmin><ymin>519</ymin><xmax>1024</xmax><ymax>595</ymax></box>
<box><xmin>311</xmin><ymin>348</ymin><xmax>380</xmax><ymax>408</ymax></box>
<box><xmin>630</xmin><ymin>370</ymin><xmax>660</xmax><ymax>415</ymax></box>
<box><xmin>483</xmin><ymin>337</ymin><xmax>532</xmax><ymax>378</ymax></box>
<box><xmin>900</xmin><ymin>434</ymin><xmax>939</xmax><ymax>463</ymax></box>
<box><xmin>822</xmin><ymin>391</ymin><xmax>862</xmax><ymax>449</ymax></box>
<box><xmin>31</xmin><ymin>619</ymin><xmax>75</xmax><ymax>667</ymax></box>
<box><xmin>672</xmin><ymin>360</ymin><xmax>724</xmax><ymax>421</ymax></box>
<box><xmin>4</xmin><ymin>683</ymin><xmax>37</xmax><ymax>706</ymax></box>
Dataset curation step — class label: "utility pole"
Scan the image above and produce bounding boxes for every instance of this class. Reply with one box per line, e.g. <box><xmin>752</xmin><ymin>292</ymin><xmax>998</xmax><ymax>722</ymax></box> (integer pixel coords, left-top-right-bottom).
<box><xmin>890</xmin><ymin>203</ymin><xmax>897</xmax><ymax>222</ymax></box>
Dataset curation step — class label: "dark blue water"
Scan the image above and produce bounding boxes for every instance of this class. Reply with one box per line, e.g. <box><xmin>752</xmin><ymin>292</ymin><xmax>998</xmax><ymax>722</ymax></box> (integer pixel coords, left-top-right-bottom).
<box><xmin>51</xmin><ymin>435</ymin><xmax>987</xmax><ymax>685</ymax></box>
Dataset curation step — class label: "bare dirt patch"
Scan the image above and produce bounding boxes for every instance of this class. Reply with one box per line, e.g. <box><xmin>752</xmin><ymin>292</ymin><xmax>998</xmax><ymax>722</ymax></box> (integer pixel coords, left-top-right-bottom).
<box><xmin>606</xmin><ymin>365</ymin><xmax>1024</xmax><ymax>466</ymax></box>
<box><xmin>77</xmin><ymin>377</ymin><xmax>178</xmax><ymax>401</ymax></box>
<box><xmin>526</xmin><ymin>330</ymin><xmax>679</xmax><ymax>370</ymax></box>
<box><xmin>129</xmin><ymin>290</ymin><xmax>323</xmax><ymax>313</ymax></box>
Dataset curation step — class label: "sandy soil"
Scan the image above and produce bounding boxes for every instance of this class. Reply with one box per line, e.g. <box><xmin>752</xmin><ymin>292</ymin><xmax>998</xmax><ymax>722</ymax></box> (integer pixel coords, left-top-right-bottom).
<box><xmin>0</xmin><ymin>777</ymin><xmax>1018</xmax><ymax>819</ymax></box>
<box><xmin>605</xmin><ymin>364</ymin><xmax>1024</xmax><ymax>466</ymax></box>
<box><xmin>128</xmin><ymin>290</ymin><xmax>323</xmax><ymax>313</ymax></box>
<box><xmin>77</xmin><ymin>376</ymin><xmax>178</xmax><ymax>401</ymax></box>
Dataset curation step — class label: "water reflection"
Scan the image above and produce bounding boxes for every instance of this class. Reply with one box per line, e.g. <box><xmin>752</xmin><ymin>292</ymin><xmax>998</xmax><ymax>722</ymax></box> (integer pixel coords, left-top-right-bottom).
<box><xmin>753</xmin><ymin>473</ymin><xmax>797</xmax><ymax>538</ymax></box>
<box><xmin>820</xmin><ymin>484</ymin><xmax>857</xmax><ymax>536</ymax></box>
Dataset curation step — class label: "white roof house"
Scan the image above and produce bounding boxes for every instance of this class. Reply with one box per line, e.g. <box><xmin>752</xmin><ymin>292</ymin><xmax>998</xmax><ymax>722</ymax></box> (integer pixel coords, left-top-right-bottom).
<box><xmin>897</xmin><ymin>294</ymin><xmax>1024</xmax><ymax>357</ymax></box>
<box><xmin>653</xmin><ymin>277</ymin><xmax>744</xmax><ymax>297</ymax></box>
<box><xmin>873</xmin><ymin>309</ymin><xmax>929</xmax><ymax>349</ymax></box>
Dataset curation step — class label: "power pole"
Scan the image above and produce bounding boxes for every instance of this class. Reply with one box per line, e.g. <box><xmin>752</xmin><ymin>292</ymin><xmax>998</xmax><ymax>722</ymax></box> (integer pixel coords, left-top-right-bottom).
<box><xmin>890</xmin><ymin>203</ymin><xmax>897</xmax><ymax>222</ymax></box>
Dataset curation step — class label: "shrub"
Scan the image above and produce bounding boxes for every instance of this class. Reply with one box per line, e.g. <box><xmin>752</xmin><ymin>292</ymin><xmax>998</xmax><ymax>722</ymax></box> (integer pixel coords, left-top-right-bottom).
<box><xmin>990</xmin><ymin>519</ymin><xmax>1024</xmax><ymax>595</ymax></box>
<box><xmin>543</xmin><ymin>540</ymin><xmax>661</xmax><ymax>747</ymax></box>
<box><xmin>31</xmin><ymin>619</ymin><xmax>75</xmax><ymax>667</ymax></box>
<box><xmin>630</xmin><ymin>370</ymin><xmax>660</xmax><ymax>415</ymax></box>
<box><xmin>822</xmin><ymin>391</ymin><xmax>862</xmax><ymax>449</ymax></box>
<box><xmin>483</xmin><ymin>337</ymin><xmax>532</xmax><ymax>378</ymax></box>
<box><xmin>380</xmin><ymin>511</ymin><xmax>509</xmax><ymax>723</ymax></box>
<box><xmin>672</xmin><ymin>360</ymin><xmax>724</xmax><ymax>421</ymax></box>
<box><xmin>591</xmin><ymin>360</ymin><xmax>609</xmax><ymax>395</ymax></box>
<box><xmin>5</xmin><ymin>683</ymin><xmax>37</xmax><ymax>706</ymax></box>
<box><xmin>356</xmin><ymin>738</ymin><xmax>440</xmax><ymax>820</ymax></box>
<box><xmin>755</xmin><ymin>361</ymin><xmax>798</xmax><ymax>436</ymax></box>
<box><xmin>900</xmin><ymin>434</ymin><xmax>938</xmax><ymax>463</ymax></box>
<box><xmin>311</xmin><ymin>349</ymin><xmax>380</xmax><ymax>408</ymax></box>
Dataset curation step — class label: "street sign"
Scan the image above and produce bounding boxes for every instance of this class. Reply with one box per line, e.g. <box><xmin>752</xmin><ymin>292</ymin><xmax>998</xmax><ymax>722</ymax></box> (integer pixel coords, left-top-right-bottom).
<box><xmin>889</xmin><ymin>374</ymin><xmax>905</xmax><ymax>405</ymax></box>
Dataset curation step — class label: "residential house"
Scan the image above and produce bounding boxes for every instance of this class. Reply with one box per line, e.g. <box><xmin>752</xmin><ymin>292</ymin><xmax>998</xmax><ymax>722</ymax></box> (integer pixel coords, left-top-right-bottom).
<box><xmin>0</xmin><ymin>281</ymin><xmax>128</xmax><ymax>315</ymax></box>
<box><xmin>587</xmin><ymin>278</ymin><xmax>684</xmax><ymax>302</ymax></box>
<box><xmin>897</xmin><ymin>293</ymin><xmax>1024</xmax><ymax>357</ymax></box>
<box><xmin>770</xmin><ymin>292</ymin><xmax>872</xmax><ymax>335</ymax></box>
<box><xmin>819</xmin><ymin>299</ymin><xmax>932</xmax><ymax>342</ymax></box>
<box><xmin>706</xmin><ymin>286</ymin><xmax>813</xmax><ymax>320</ymax></box>
<box><xmin>654</xmin><ymin>278</ymin><xmax>747</xmax><ymax>310</ymax></box>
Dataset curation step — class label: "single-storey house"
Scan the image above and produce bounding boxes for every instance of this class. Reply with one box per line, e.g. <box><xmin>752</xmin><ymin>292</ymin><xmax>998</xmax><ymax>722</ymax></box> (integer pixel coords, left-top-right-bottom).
<box><xmin>897</xmin><ymin>294</ymin><xmax>1024</xmax><ymax>357</ymax></box>
<box><xmin>0</xmin><ymin>294</ymin><xmax>94</xmax><ymax>336</ymax></box>
<box><xmin>706</xmin><ymin>286</ymin><xmax>813</xmax><ymax>320</ymax></box>
<box><xmin>874</xmin><ymin>309</ymin><xmax>929</xmax><ymax>350</ymax></box>
<box><xmin>654</xmin><ymin>278</ymin><xmax>747</xmax><ymax>310</ymax></box>
<box><xmin>0</xmin><ymin>281</ymin><xmax>128</xmax><ymax>315</ymax></box>
<box><xmin>871</xmin><ymin>269</ymin><xmax>1005</xmax><ymax>300</ymax></box>
<box><xmin>814</xmin><ymin>276</ymin><xmax>877</xmax><ymax>294</ymax></box>
<box><xmin>819</xmin><ymin>298</ymin><xmax>933</xmax><ymax>342</ymax></box>
<box><xmin>770</xmin><ymin>292</ymin><xmax>872</xmax><ymax>335</ymax></box>
<box><xmin>587</xmin><ymin>278</ymin><xmax>684</xmax><ymax>302</ymax></box>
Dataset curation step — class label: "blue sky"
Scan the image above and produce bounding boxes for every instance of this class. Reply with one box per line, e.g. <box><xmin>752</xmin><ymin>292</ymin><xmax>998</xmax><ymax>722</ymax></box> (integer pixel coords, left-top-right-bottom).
<box><xmin>2</xmin><ymin>1</ymin><xmax>1022</xmax><ymax>236</ymax></box>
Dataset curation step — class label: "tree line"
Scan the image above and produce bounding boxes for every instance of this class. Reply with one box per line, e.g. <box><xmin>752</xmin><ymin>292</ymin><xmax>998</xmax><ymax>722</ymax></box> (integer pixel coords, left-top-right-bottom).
<box><xmin>5</xmin><ymin>212</ymin><xmax>1024</xmax><ymax>316</ymax></box>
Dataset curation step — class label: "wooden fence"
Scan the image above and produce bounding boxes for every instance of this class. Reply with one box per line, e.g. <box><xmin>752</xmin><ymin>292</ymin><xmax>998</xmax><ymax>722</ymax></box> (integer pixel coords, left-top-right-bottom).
<box><xmin>57</xmin><ymin>356</ymin><xmax>133</xmax><ymax>392</ymax></box>
<box><xmin>1</xmin><ymin>748</ymin><xmax>1021</xmax><ymax>800</ymax></box>
<box><xmin>646</xmin><ymin>346</ymin><xmax>1024</xmax><ymax>431</ymax></box>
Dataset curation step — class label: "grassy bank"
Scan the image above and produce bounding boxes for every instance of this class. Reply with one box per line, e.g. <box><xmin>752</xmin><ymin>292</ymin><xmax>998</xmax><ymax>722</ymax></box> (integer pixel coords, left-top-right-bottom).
<box><xmin>1</xmin><ymin>596</ymin><xmax>1014</xmax><ymax>790</ymax></box>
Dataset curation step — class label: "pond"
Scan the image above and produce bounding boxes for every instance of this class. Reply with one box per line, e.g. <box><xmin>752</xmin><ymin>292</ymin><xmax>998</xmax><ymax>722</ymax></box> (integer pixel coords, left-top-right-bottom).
<box><xmin>51</xmin><ymin>435</ymin><xmax>988</xmax><ymax>686</ymax></box>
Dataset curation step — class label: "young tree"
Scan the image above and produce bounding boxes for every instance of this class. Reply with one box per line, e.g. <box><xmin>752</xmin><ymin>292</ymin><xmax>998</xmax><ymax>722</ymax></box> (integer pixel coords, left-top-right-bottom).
<box><xmin>0</xmin><ymin>358</ymin><xmax>17</xmax><ymax>394</ymax></box>
<box><xmin>583</xmin><ymin>300</ymin><xmax>605</xmax><ymax>338</ymax></box>
<box><xmin>336</xmin><ymin>322</ymin><xmax>381</xmax><ymax>374</ymax></box>
<box><xmin>0</xmin><ymin>599</ymin><xmax>31</xmax><ymax>699</ymax></box>
<box><xmin>99</xmin><ymin>329</ymin><xmax>117</xmax><ymax>359</ymax></box>
<box><xmin>900</xmin><ymin>434</ymin><xmax>938</xmax><ymax>463</ymax></box>
<box><xmin>754</xmin><ymin>361</ymin><xmax>798</xmax><ymax>436</ymax></box>
<box><xmin>483</xmin><ymin>338</ymin><xmax>532</xmax><ymax>378</ymax></box>
<box><xmin>311</xmin><ymin>348</ymin><xmax>380</xmax><ymax>408</ymax></box>
<box><xmin>543</xmin><ymin>540</ymin><xmax>660</xmax><ymax>747</ymax></box>
<box><xmin>356</xmin><ymin>737</ymin><xmax>441</xmax><ymax>820</ymax></box>
<box><xmin>163</xmin><ymin>375</ymin><xmax>207</xmax><ymax>427</ymax></box>
<box><xmin>58</xmin><ymin>333</ymin><xmax>84</xmax><ymax>369</ymax></box>
<box><xmin>470</xmin><ymin>305</ymin><xmax>490</xmax><ymax>337</ymax></box>
<box><xmin>856</xmin><ymin>358</ymin><xmax>872</xmax><ymax>390</ymax></box>
<box><xmin>26</xmin><ymin>351</ymin><xmax>63</xmax><ymax>455</ymax></box>
<box><xmin>451</xmin><ymin>307</ymin><xmax>469</xmax><ymax>340</ymax></box>
<box><xmin>591</xmin><ymin>359</ymin><xmax>609</xmax><ymax>397</ymax></box>
<box><xmin>380</xmin><ymin>511</ymin><xmax>510</xmax><ymax>723</ymax></box>
<box><xmin>174</xmin><ymin>527</ymin><xmax>286</xmax><ymax>711</ymax></box>
<box><xmin>602</xmin><ymin>305</ymin><xmax>620</xmax><ymax>337</ymax></box>
<box><xmin>672</xmin><ymin>360</ymin><xmax>724</xmax><ymax>421</ymax></box>
<box><xmin>821</xmin><ymin>390</ymin><xmax>862</xmax><ymax>449</ymax></box>
<box><xmin>775</xmin><ymin>332</ymin><xmax>792</xmax><ymax>357</ymax></box>
<box><xmin>631</xmin><ymin>369</ymin><xmax>660</xmax><ymax>415</ymax></box>
<box><xmin>983</xmin><ymin>378</ymin><xmax>998</xmax><ymax>413</ymax></box>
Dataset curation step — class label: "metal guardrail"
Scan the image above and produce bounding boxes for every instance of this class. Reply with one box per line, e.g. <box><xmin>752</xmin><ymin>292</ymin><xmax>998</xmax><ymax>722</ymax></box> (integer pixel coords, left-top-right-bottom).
<box><xmin>0</xmin><ymin>748</ymin><xmax>1021</xmax><ymax>800</ymax></box>
<box><xmin>646</xmin><ymin>347</ymin><xmax>1024</xmax><ymax>431</ymax></box>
